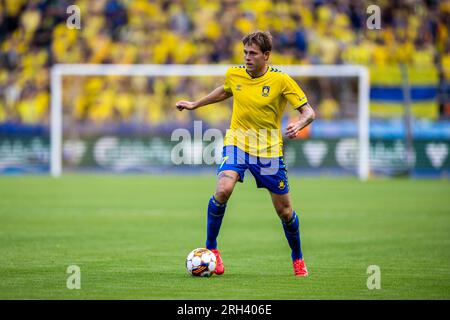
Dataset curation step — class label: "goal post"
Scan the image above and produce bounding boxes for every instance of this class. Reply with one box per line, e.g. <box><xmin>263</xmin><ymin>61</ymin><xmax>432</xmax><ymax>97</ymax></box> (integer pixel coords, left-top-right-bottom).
<box><xmin>50</xmin><ymin>64</ymin><xmax>370</xmax><ymax>180</ymax></box>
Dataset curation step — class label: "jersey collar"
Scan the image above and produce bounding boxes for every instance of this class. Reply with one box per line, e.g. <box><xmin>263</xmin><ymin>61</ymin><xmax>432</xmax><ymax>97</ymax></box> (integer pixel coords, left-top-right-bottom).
<box><xmin>245</xmin><ymin>64</ymin><xmax>270</xmax><ymax>79</ymax></box>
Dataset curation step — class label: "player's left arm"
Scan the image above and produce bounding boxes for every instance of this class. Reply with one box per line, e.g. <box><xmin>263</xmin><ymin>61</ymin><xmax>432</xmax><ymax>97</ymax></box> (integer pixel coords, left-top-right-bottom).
<box><xmin>285</xmin><ymin>103</ymin><xmax>316</xmax><ymax>139</ymax></box>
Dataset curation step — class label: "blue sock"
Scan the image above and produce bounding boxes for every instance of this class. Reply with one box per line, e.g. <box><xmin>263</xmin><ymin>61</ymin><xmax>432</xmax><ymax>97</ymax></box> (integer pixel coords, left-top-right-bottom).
<box><xmin>282</xmin><ymin>211</ymin><xmax>303</xmax><ymax>260</ymax></box>
<box><xmin>205</xmin><ymin>196</ymin><xmax>227</xmax><ymax>250</ymax></box>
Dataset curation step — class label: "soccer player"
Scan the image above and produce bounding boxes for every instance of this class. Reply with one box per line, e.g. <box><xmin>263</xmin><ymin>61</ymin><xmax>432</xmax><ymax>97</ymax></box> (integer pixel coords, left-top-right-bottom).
<box><xmin>175</xmin><ymin>31</ymin><xmax>315</xmax><ymax>276</ymax></box>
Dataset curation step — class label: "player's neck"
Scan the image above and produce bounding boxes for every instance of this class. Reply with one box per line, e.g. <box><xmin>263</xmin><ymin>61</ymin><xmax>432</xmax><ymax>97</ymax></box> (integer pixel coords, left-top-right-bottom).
<box><xmin>246</xmin><ymin>64</ymin><xmax>269</xmax><ymax>78</ymax></box>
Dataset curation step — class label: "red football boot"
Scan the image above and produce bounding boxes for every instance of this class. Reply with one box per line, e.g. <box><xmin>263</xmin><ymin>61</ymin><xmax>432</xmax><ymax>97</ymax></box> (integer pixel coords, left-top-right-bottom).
<box><xmin>293</xmin><ymin>258</ymin><xmax>308</xmax><ymax>277</ymax></box>
<box><xmin>211</xmin><ymin>249</ymin><xmax>224</xmax><ymax>275</ymax></box>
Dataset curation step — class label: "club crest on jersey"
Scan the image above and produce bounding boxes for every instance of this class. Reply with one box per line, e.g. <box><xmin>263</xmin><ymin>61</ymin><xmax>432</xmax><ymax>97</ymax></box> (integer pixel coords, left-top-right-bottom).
<box><xmin>262</xmin><ymin>86</ymin><xmax>270</xmax><ymax>97</ymax></box>
<box><xmin>236</xmin><ymin>84</ymin><xmax>242</xmax><ymax>91</ymax></box>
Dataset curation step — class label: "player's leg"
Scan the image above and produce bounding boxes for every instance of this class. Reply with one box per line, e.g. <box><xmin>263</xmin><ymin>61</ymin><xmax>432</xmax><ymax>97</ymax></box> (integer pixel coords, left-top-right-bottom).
<box><xmin>208</xmin><ymin>145</ymin><xmax>246</xmax><ymax>249</ymax></box>
<box><xmin>207</xmin><ymin>170</ymin><xmax>240</xmax><ymax>250</ymax></box>
<box><xmin>207</xmin><ymin>170</ymin><xmax>239</xmax><ymax>249</ymax></box>
<box><xmin>208</xmin><ymin>145</ymin><xmax>247</xmax><ymax>274</ymax></box>
<box><xmin>206</xmin><ymin>170</ymin><xmax>240</xmax><ymax>275</ymax></box>
<box><xmin>214</xmin><ymin>170</ymin><xmax>240</xmax><ymax>203</ymax></box>
<box><xmin>270</xmin><ymin>191</ymin><xmax>308</xmax><ymax>276</ymax></box>
<box><xmin>248</xmin><ymin>154</ymin><xmax>308</xmax><ymax>275</ymax></box>
<box><xmin>270</xmin><ymin>192</ymin><xmax>302</xmax><ymax>258</ymax></box>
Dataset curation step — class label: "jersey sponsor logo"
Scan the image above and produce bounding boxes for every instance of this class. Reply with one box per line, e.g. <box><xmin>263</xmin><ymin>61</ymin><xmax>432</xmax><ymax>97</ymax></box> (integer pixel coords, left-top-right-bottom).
<box><xmin>262</xmin><ymin>86</ymin><xmax>270</xmax><ymax>97</ymax></box>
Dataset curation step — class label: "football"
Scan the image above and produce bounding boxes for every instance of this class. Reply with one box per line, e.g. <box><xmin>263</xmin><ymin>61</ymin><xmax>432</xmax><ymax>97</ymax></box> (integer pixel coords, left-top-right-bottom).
<box><xmin>186</xmin><ymin>248</ymin><xmax>217</xmax><ymax>277</ymax></box>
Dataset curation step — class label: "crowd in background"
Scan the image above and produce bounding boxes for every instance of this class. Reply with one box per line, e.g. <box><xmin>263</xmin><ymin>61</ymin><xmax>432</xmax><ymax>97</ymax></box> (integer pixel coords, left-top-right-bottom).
<box><xmin>1</xmin><ymin>0</ymin><xmax>449</xmax><ymax>130</ymax></box>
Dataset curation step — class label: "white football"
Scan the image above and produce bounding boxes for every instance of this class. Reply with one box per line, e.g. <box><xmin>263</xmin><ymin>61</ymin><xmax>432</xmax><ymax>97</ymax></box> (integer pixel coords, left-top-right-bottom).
<box><xmin>185</xmin><ymin>248</ymin><xmax>217</xmax><ymax>277</ymax></box>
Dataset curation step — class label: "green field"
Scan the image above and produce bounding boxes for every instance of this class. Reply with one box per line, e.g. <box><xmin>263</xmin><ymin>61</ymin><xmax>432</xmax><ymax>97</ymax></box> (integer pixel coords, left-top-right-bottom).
<box><xmin>0</xmin><ymin>175</ymin><xmax>449</xmax><ymax>299</ymax></box>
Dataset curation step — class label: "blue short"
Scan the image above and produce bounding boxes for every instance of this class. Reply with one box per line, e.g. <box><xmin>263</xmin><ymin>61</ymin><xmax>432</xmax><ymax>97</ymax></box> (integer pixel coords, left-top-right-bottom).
<box><xmin>217</xmin><ymin>145</ymin><xmax>289</xmax><ymax>194</ymax></box>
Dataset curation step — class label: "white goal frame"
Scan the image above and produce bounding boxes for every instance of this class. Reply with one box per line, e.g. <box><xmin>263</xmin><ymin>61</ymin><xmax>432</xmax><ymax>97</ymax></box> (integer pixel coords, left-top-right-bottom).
<box><xmin>50</xmin><ymin>64</ymin><xmax>370</xmax><ymax>180</ymax></box>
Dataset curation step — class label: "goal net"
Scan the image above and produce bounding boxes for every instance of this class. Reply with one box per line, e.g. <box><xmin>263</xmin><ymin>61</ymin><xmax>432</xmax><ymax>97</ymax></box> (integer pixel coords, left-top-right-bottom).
<box><xmin>50</xmin><ymin>64</ymin><xmax>370</xmax><ymax>179</ymax></box>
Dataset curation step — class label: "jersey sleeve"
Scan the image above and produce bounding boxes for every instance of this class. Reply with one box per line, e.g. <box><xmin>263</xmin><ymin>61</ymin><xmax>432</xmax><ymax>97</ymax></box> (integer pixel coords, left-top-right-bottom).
<box><xmin>282</xmin><ymin>73</ymin><xmax>308</xmax><ymax>109</ymax></box>
<box><xmin>223</xmin><ymin>67</ymin><xmax>233</xmax><ymax>93</ymax></box>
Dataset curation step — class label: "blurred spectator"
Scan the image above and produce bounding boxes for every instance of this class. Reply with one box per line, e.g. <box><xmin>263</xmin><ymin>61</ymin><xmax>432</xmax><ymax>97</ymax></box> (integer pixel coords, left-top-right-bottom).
<box><xmin>0</xmin><ymin>0</ymin><xmax>449</xmax><ymax>129</ymax></box>
<box><xmin>104</xmin><ymin>0</ymin><xmax>128</xmax><ymax>40</ymax></box>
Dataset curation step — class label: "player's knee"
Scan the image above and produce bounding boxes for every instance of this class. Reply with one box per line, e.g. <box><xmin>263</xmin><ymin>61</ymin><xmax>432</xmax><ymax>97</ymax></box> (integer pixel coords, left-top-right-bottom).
<box><xmin>215</xmin><ymin>174</ymin><xmax>236</xmax><ymax>203</ymax></box>
<box><xmin>276</xmin><ymin>205</ymin><xmax>293</xmax><ymax>222</ymax></box>
<box><xmin>215</xmin><ymin>186</ymin><xmax>233</xmax><ymax>203</ymax></box>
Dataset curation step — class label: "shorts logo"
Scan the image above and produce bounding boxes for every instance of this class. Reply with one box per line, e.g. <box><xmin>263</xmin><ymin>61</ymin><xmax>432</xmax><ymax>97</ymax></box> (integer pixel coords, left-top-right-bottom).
<box><xmin>278</xmin><ymin>180</ymin><xmax>286</xmax><ymax>189</ymax></box>
<box><xmin>219</xmin><ymin>156</ymin><xmax>229</xmax><ymax>169</ymax></box>
<box><xmin>262</xmin><ymin>86</ymin><xmax>270</xmax><ymax>97</ymax></box>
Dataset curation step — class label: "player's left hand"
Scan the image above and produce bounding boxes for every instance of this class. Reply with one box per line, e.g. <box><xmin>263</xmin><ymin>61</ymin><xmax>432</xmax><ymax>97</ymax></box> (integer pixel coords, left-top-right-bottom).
<box><xmin>285</xmin><ymin>122</ymin><xmax>300</xmax><ymax>139</ymax></box>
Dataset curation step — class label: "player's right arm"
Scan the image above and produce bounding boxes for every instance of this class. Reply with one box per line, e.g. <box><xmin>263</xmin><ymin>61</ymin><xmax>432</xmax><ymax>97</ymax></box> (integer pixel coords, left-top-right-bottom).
<box><xmin>176</xmin><ymin>85</ymin><xmax>232</xmax><ymax>111</ymax></box>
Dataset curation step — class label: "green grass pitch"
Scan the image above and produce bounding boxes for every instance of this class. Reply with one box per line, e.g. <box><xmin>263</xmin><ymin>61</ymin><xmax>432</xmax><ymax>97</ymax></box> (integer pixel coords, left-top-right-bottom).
<box><xmin>0</xmin><ymin>175</ymin><xmax>449</xmax><ymax>299</ymax></box>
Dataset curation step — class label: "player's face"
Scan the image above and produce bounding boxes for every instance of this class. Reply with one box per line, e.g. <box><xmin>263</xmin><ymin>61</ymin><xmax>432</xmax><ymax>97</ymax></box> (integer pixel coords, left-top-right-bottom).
<box><xmin>244</xmin><ymin>43</ymin><xmax>269</xmax><ymax>75</ymax></box>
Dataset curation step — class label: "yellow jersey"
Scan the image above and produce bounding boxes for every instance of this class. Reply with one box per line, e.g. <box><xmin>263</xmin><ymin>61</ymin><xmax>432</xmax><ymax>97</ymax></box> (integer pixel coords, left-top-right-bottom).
<box><xmin>223</xmin><ymin>65</ymin><xmax>308</xmax><ymax>157</ymax></box>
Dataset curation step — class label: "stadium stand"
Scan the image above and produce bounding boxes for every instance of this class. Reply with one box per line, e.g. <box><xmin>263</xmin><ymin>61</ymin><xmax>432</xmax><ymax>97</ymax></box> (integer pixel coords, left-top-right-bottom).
<box><xmin>0</xmin><ymin>0</ymin><xmax>449</xmax><ymax>131</ymax></box>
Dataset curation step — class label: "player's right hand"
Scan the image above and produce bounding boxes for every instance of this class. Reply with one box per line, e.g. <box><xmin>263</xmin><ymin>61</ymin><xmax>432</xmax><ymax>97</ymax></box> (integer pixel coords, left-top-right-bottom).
<box><xmin>176</xmin><ymin>101</ymin><xmax>196</xmax><ymax>111</ymax></box>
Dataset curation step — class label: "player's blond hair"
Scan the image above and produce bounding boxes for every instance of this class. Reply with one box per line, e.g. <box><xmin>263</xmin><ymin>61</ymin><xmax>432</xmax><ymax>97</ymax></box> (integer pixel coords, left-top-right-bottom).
<box><xmin>242</xmin><ymin>30</ymin><xmax>273</xmax><ymax>53</ymax></box>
